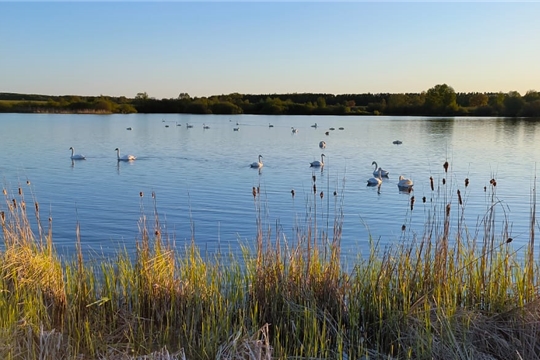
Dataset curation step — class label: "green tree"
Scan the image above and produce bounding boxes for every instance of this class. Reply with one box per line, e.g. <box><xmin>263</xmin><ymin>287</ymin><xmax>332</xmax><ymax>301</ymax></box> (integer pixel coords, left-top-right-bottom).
<box><xmin>135</xmin><ymin>92</ymin><xmax>149</xmax><ymax>100</ymax></box>
<box><xmin>468</xmin><ymin>93</ymin><xmax>488</xmax><ymax>107</ymax></box>
<box><xmin>424</xmin><ymin>84</ymin><xmax>458</xmax><ymax>114</ymax></box>
<box><xmin>503</xmin><ymin>91</ymin><xmax>524</xmax><ymax>117</ymax></box>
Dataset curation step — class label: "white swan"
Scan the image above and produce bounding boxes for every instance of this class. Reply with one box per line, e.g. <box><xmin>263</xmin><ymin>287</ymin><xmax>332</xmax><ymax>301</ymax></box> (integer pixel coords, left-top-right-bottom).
<box><xmin>372</xmin><ymin>161</ymin><xmax>389</xmax><ymax>177</ymax></box>
<box><xmin>115</xmin><ymin>148</ymin><xmax>136</xmax><ymax>161</ymax></box>
<box><xmin>250</xmin><ymin>155</ymin><xmax>263</xmax><ymax>168</ymax></box>
<box><xmin>233</xmin><ymin>127</ymin><xmax>239</xmax><ymax>131</ymax></box>
<box><xmin>269</xmin><ymin>123</ymin><xmax>274</xmax><ymax>128</ymax></box>
<box><xmin>393</xmin><ymin>140</ymin><xmax>403</xmax><ymax>145</ymax></box>
<box><xmin>69</xmin><ymin>147</ymin><xmax>86</xmax><ymax>160</ymax></box>
<box><xmin>291</xmin><ymin>127</ymin><xmax>298</xmax><ymax>133</ymax></box>
<box><xmin>310</xmin><ymin>154</ymin><xmax>325</xmax><ymax>167</ymax></box>
<box><xmin>186</xmin><ymin>123</ymin><xmax>194</xmax><ymax>128</ymax></box>
<box><xmin>311</xmin><ymin>123</ymin><xmax>318</xmax><ymax>128</ymax></box>
<box><xmin>398</xmin><ymin>175</ymin><xmax>414</xmax><ymax>188</ymax></box>
<box><xmin>367</xmin><ymin>170</ymin><xmax>383</xmax><ymax>186</ymax></box>
<box><xmin>203</xmin><ymin>123</ymin><xmax>210</xmax><ymax>129</ymax></box>
<box><xmin>319</xmin><ymin>141</ymin><xmax>326</xmax><ymax>149</ymax></box>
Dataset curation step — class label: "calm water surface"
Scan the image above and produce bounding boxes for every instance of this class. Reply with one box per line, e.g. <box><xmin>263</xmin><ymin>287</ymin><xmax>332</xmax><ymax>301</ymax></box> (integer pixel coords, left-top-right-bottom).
<box><xmin>1</xmin><ymin>114</ymin><xmax>540</xmax><ymax>263</ymax></box>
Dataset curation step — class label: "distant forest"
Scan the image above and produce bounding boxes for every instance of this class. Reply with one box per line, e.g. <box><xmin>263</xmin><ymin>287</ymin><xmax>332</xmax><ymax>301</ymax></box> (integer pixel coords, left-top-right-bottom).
<box><xmin>1</xmin><ymin>84</ymin><xmax>540</xmax><ymax>117</ymax></box>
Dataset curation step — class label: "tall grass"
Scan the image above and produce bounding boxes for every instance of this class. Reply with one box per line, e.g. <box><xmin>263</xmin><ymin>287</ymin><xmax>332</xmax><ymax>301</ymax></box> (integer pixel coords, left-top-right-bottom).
<box><xmin>0</xmin><ymin>163</ymin><xmax>539</xmax><ymax>359</ymax></box>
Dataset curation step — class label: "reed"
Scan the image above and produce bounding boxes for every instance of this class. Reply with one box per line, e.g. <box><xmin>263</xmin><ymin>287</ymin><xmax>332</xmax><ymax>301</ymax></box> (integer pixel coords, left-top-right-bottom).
<box><xmin>0</xmin><ymin>162</ymin><xmax>538</xmax><ymax>359</ymax></box>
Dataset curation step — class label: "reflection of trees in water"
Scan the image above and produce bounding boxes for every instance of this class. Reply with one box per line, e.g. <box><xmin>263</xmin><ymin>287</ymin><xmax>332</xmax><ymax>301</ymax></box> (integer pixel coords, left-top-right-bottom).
<box><xmin>422</xmin><ymin>118</ymin><xmax>456</xmax><ymax>140</ymax></box>
<box><xmin>495</xmin><ymin>117</ymin><xmax>540</xmax><ymax>146</ymax></box>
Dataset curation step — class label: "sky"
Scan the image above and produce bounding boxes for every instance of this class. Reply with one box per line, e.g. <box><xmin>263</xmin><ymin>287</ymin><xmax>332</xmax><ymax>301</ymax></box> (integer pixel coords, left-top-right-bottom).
<box><xmin>1</xmin><ymin>2</ymin><xmax>540</xmax><ymax>99</ymax></box>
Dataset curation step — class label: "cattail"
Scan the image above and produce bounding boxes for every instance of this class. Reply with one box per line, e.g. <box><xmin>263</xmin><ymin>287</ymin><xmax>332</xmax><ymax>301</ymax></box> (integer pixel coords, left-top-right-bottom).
<box><xmin>257</xmin><ymin>186</ymin><xmax>260</xmax><ymax>194</ymax></box>
<box><xmin>12</xmin><ymin>199</ymin><xmax>16</xmax><ymax>208</ymax></box>
<box><xmin>35</xmin><ymin>202</ymin><xmax>39</xmax><ymax>212</ymax></box>
<box><xmin>320</xmin><ymin>191</ymin><xmax>324</xmax><ymax>199</ymax></box>
<box><xmin>155</xmin><ymin>230</ymin><xmax>160</xmax><ymax>236</ymax></box>
<box><xmin>506</xmin><ymin>237</ymin><xmax>513</xmax><ymax>243</ymax></box>
<box><xmin>442</xmin><ymin>178</ymin><xmax>446</xmax><ymax>185</ymax></box>
<box><xmin>313</xmin><ymin>184</ymin><xmax>317</xmax><ymax>193</ymax></box>
<box><xmin>2</xmin><ymin>189</ymin><xmax>6</xmax><ymax>195</ymax></box>
<box><xmin>492</xmin><ymin>179</ymin><xmax>497</xmax><ymax>187</ymax></box>
<box><xmin>291</xmin><ymin>189</ymin><xmax>295</xmax><ymax>198</ymax></box>
<box><xmin>252</xmin><ymin>187</ymin><xmax>257</xmax><ymax>197</ymax></box>
<box><xmin>446</xmin><ymin>204</ymin><xmax>451</xmax><ymax>217</ymax></box>
<box><xmin>484</xmin><ymin>186</ymin><xmax>487</xmax><ymax>192</ymax></box>
<box><xmin>401</xmin><ymin>224</ymin><xmax>406</xmax><ymax>231</ymax></box>
<box><xmin>333</xmin><ymin>190</ymin><xmax>337</xmax><ymax>196</ymax></box>
<box><xmin>465</xmin><ymin>178</ymin><xmax>469</xmax><ymax>187</ymax></box>
<box><xmin>139</xmin><ymin>192</ymin><xmax>143</xmax><ymax>197</ymax></box>
<box><xmin>21</xmin><ymin>201</ymin><xmax>25</xmax><ymax>210</ymax></box>
<box><xmin>18</xmin><ymin>187</ymin><xmax>22</xmax><ymax>195</ymax></box>
<box><xmin>152</xmin><ymin>191</ymin><xmax>156</xmax><ymax>198</ymax></box>
<box><xmin>430</xmin><ymin>177</ymin><xmax>434</xmax><ymax>191</ymax></box>
<box><xmin>26</xmin><ymin>180</ymin><xmax>30</xmax><ymax>185</ymax></box>
<box><xmin>0</xmin><ymin>211</ymin><xmax>4</xmax><ymax>222</ymax></box>
<box><xmin>422</xmin><ymin>196</ymin><xmax>426</xmax><ymax>203</ymax></box>
<box><xmin>410</xmin><ymin>196</ymin><xmax>415</xmax><ymax>210</ymax></box>
<box><xmin>312</xmin><ymin>175</ymin><xmax>316</xmax><ymax>183</ymax></box>
<box><xmin>457</xmin><ymin>189</ymin><xmax>462</xmax><ymax>205</ymax></box>
<box><xmin>443</xmin><ymin>161</ymin><xmax>449</xmax><ymax>173</ymax></box>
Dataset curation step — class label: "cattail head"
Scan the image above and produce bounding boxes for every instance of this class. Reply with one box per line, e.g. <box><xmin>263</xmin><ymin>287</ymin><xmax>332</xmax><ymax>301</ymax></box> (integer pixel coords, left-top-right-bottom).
<box><xmin>333</xmin><ymin>190</ymin><xmax>337</xmax><ymax>196</ymax></box>
<box><xmin>12</xmin><ymin>199</ymin><xmax>16</xmax><ymax>208</ymax></box>
<box><xmin>446</xmin><ymin>204</ymin><xmax>451</xmax><ymax>217</ymax></box>
<box><xmin>152</xmin><ymin>191</ymin><xmax>156</xmax><ymax>198</ymax></box>
<box><xmin>320</xmin><ymin>191</ymin><xmax>324</xmax><ymax>199</ymax></box>
<box><xmin>410</xmin><ymin>196</ymin><xmax>415</xmax><ymax>210</ymax></box>
<box><xmin>401</xmin><ymin>224</ymin><xmax>406</xmax><ymax>231</ymax></box>
<box><xmin>465</xmin><ymin>178</ymin><xmax>469</xmax><ymax>188</ymax></box>
<box><xmin>484</xmin><ymin>186</ymin><xmax>487</xmax><ymax>192</ymax></box>
<box><xmin>430</xmin><ymin>177</ymin><xmax>434</xmax><ymax>191</ymax></box>
<box><xmin>443</xmin><ymin>161</ymin><xmax>449</xmax><ymax>173</ymax></box>
<box><xmin>0</xmin><ymin>211</ymin><xmax>4</xmax><ymax>222</ymax></box>
<box><xmin>313</xmin><ymin>184</ymin><xmax>317</xmax><ymax>193</ymax></box>
<box><xmin>312</xmin><ymin>175</ymin><xmax>316</xmax><ymax>183</ymax></box>
<box><xmin>139</xmin><ymin>192</ymin><xmax>143</xmax><ymax>197</ymax></box>
<box><xmin>291</xmin><ymin>189</ymin><xmax>295</xmax><ymax>198</ymax></box>
<box><xmin>35</xmin><ymin>202</ymin><xmax>39</xmax><ymax>212</ymax></box>
<box><xmin>26</xmin><ymin>180</ymin><xmax>30</xmax><ymax>185</ymax></box>
<box><xmin>257</xmin><ymin>186</ymin><xmax>260</xmax><ymax>194</ymax></box>
<box><xmin>18</xmin><ymin>187</ymin><xmax>22</xmax><ymax>196</ymax></box>
<box><xmin>457</xmin><ymin>189</ymin><xmax>462</xmax><ymax>205</ymax></box>
<box><xmin>506</xmin><ymin>237</ymin><xmax>513</xmax><ymax>243</ymax></box>
<box><xmin>442</xmin><ymin>178</ymin><xmax>446</xmax><ymax>185</ymax></box>
<box><xmin>252</xmin><ymin>187</ymin><xmax>257</xmax><ymax>198</ymax></box>
<box><xmin>422</xmin><ymin>196</ymin><xmax>426</xmax><ymax>203</ymax></box>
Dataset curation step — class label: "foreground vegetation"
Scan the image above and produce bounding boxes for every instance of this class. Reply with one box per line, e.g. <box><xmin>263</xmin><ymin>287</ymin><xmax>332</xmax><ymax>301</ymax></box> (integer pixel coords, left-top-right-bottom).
<box><xmin>2</xmin><ymin>83</ymin><xmax>540</xmax><ymax>116</ymax></box>
<box><xmin>0</xmin><ymin>164</ymin><xmax>539</xmax><ymax>359</ymax></box>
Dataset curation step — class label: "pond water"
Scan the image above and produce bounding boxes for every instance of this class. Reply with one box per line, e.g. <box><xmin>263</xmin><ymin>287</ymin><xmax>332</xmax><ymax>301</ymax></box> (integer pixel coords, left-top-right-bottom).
<box><xmin>1</xmin><ymin>113</ymin><xmax>539</xmax><ymax>264</ymax></box>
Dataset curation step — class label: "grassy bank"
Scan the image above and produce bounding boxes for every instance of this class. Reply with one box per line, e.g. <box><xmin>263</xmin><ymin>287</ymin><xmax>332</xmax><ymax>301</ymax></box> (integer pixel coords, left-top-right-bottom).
<box><xmin>0</xmin><ymin>167</ymin><xmax>539</xmax><ymax>359</ymax></box>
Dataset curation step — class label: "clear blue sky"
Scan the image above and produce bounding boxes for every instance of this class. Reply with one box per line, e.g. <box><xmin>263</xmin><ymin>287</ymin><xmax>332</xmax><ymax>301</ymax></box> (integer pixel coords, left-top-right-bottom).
<box><xmin>1</xmin><ymin>2</ymin><xmax>539</xmax><ymax>99</ymax></box>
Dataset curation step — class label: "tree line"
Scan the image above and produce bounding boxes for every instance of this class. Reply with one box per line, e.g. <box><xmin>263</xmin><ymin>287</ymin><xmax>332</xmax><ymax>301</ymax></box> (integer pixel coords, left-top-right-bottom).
<box><xmin>1</xmin><ymin>84</ymin><xmax>540</xmax><ymax>117</ymax></box>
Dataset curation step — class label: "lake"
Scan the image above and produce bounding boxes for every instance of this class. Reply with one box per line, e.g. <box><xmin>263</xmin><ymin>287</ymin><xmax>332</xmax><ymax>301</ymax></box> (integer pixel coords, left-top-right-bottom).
<box><xmin>1</xmin><ymin>113</ymin><xmax>539</xmax><ymax>264</ymax></box>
